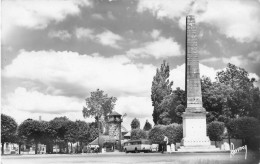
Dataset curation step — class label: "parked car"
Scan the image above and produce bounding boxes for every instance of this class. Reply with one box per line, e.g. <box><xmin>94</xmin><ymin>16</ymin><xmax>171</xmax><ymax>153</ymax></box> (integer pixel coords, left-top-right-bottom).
<box><xmin>123</xmin><ymin>139</ymin><xmax>151</xmax><ymax>153</ymax></box>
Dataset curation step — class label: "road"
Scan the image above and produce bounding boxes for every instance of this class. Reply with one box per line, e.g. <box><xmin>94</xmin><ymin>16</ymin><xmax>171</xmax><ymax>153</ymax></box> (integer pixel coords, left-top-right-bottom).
<box><xmin>2</xmin><ymin>152</ymin><xmax>259</xmax><ymax>164</ymax></box>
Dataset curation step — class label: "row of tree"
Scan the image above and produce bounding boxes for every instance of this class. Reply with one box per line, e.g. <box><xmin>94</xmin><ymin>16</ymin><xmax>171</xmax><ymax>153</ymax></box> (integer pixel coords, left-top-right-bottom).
<box><xmin>151</xmin><ymin>62</ymin><xmax>260</xmax><ymax>125</ymax></box>
<box><xmin>129</xmin><ymin>116</ymin><xmax>259</xmax><ymax>149</ymax></box>
<box><xmin>1</xmin><ymin>114</ymin><xmax>99</xmax><ymax>155</ymax></box>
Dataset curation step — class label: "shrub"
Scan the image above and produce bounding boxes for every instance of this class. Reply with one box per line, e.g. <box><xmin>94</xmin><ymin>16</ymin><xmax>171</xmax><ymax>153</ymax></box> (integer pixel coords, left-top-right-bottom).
<box><xmin>226</xmin><ymin>117</ymin><xmax>259</xmax><ymax>145</ymax></box>
<box><xmin>130</xmin><ymin>129</ymin><xmax>147</xmax><ymax>140</ymax></box>
<box><xmin>148</xmin><ymin>125</ymin><xmax>165</xmax><ymax>144</ymax></box>
<box><xmin>148</xmin><ymin>124</ymin><xmax>183</xmax><ymax>144</ymax></box>
<box><xmin>174</xmin><ymin>124</ymin><xmax>183</xmax><ymax>143</ymax></box>
<box><xmin>207</xmin><ymin>121</ymin><xmax>225</xmax><ymax>146</ymax></box>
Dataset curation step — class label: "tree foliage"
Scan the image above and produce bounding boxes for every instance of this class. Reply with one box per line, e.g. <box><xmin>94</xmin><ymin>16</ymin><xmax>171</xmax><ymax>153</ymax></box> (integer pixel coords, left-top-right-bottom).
<box><xmin>131</xmin><ymin>118</ymin><xmax>140</xmax><ymax>130</ymax></box>
<box><xmin>148</xmin><ymin>124</ymin><xmax>183</xmax><ymax>144</ymax></box>
<box><xmin>216</xmin><ymin>63</ymin><xmax>257</xmax><ymax>118</ymax></box>
<box><xmin>157</xmin><ymin>88</ymin><xmax>185</xmax><ymax>125</ymax></box>
<box><xmin>148</xmin><ymin>125</ymin><xmax>165</xmax><ymax>144</ymax></box>
<box><xmin>201</xmin><ymin>63</ymin><xmax>260</xmax><ymax>122</ymax></box>
<box><xmin>18</xmin><ymin>119</ymin><xmax>49</xmax><ymax>154</ymax></box>
<box><xmin>226</xmin><ymin>117</ymin><xmax>259</xmax><ymax>141</ymax></box>
<box><xmin>1</xmin><ymin>114</ymin><xmax>18</xmax><ymax>154</ymax></box>
<box><xmin>83</xmin><ymin>89</ymin><xmax>117</xmax><ymax>120</ymax></box>
<box><xmin>143</xmin><ymin>120</ymin><xmax>152</xmax><ymax>131</ymax></box>
<box><xmin>130</xmin><ymin>129</ymin><xmax>147</xmax><ymax>140</ymax></box>
<box><xmin>151</xmin><ymin>61</ymin><xmax>173</xmax><ymax>125</ymax></box>
<box><xmin>207</xmin><ymin>121</ymin><xmax>225</xmax><ymax>144</ymax></box>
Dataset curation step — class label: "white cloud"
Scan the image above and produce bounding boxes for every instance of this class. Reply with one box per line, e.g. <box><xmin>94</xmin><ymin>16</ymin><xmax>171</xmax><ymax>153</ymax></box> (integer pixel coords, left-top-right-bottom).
<box><xmin>222</xmin><ymin>55</ymin><xmax>243</xmax><ymax>66</ymax></box>
<box><xmin>137</xmin><ymin>0</ymin><xmax>192</xmax><ymax>20</ymax></box>
<box><xmin>198</xmin><ymin>0</ymin><xmax>260</xmax><ymax>42</ymax></box>
<box><xmin>170</xmin><ymin>63</ymin><xmax>219</xmax><ymax>90</ymax></box>
<box><xmin>200</xmin><ymin>57</ymin><xmax>220</xmax><ymax>63</ymax></box>
<box><xmin>151</xmin><ymin>29</ymin><xmax>161</xmax><ymax>39</ymax></box>
<box><xmin>127</xmin><ymin>37</ymin><xmax>182</xmax><ymax>59</ymax></box>
<box><xmin>75</xmin><ymin>28</ymin><xmax>123</xmax><ymax>49</ymax></box>
<box><xmin>137</xmin><ymin>0</ymin><xmax>260</xmax><ymax>42</ymax></box>
<box><xmin>3</xmin><ymin>50</ymin><xmax>156</xmax><ymax>97</ymax></box>
<box><xmin>2</xmin><ymin>0</ymin><xmax>92</xmax><ymax>38</ymax></box>
<box><xmin>115</xmin><ymin>96</ymin><xmax>154</xmax><ymax>130</ymax></box>
<box><xmin>5</xmin><ymin>87</ymin><xmax>83</xmax><ymax>114</ymax></box>
<box><xmin>75</xmin><ymin>27</ymin><xmax>95</xmax><ymax>39</ymax></box>
<box><xmin>96</xmin><ymin>30</ymin><xmax>123</xmax><ymax>49</ymax></box>
<box><xmin>48</xmin><ymin>30</ymin><xmax>72</xmax><ymax>41</ymax></box>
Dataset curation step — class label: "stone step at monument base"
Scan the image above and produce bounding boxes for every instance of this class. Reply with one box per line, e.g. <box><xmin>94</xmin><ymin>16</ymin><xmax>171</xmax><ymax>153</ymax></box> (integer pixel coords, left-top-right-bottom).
<box><xmin>177</xmin><ymin>145</ymin><xmax>221</xmax><ymax>152</ymax></box>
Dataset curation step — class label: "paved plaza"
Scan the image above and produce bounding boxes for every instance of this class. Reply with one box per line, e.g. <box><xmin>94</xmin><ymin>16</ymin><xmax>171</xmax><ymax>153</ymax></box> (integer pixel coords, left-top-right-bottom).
<box><xmin>2</xmin><ymin>152</ymin><xmax>259</xmax><ymax>164</ymax></box>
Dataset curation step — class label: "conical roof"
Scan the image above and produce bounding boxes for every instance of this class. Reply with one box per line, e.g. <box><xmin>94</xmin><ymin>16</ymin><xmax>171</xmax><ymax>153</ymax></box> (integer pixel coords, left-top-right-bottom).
<box><xmin>109</xmin><ymin>111</ymin><xmax>121</xmax><ymax>116</ymax></box>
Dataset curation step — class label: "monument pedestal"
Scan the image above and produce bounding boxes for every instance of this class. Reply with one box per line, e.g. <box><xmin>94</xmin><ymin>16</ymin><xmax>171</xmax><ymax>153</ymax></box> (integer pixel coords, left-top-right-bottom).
<box><xmin>178</xmin><ymin>111</ymin><xmax>220</xmax><ymax>152</ymax></box>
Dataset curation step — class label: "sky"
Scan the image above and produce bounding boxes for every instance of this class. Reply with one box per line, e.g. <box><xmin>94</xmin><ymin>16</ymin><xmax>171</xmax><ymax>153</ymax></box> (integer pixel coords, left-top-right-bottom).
<box><xmin>1</xmin><ymin>0</ymin><xmax>260</xmax><ymax>130</ymax></box>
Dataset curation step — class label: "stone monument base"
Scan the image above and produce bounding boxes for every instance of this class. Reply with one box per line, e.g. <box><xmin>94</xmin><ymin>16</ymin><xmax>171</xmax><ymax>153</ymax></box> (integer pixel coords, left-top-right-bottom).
<box><xmin>177</xmin><ymin>145</ymin><xmax>220</xmax><ymax>152</ymax></box>
<box><xmin>179</xmin><ymin>111</ymin><xmax>220</xmax><ymax>152</ymax></box>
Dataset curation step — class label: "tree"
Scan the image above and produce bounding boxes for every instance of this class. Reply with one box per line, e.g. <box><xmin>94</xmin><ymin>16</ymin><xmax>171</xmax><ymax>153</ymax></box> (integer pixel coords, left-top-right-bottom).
<box><xmin>148</xmin><ymin>125</ymin><xmax>166</xmax><ymax>144</ymax></box>
<box><xmin>143</xmin><ymin>120</ymin><xmax>152</xmax><ymax>131</ymax></box>
<box><xmin>130</xmin><ymin>129</ymin><xmax>147</xmax><ymax>140</ymax></box>
<box><xmin>156</xmin><ymin>88</ymin><xmax>185</xmax><ymax>124</ymax></box>
<box><xmin>82</xmin><ymin>89</ymin><xmax>117</xmax><ymax>149</ymax></box>
<box><xmin>201</xmin><ymin>76</ymin><xmax>234</xmax><ymax>122</ymax></box>
<box><xmin>1</xmin><ymin>114</ymin><xmax>18</xmax><ymax>155</ymax></box>
<box><xmin>151</xmin><ymin>61</ymin><xmax>173</xmax><ymax>125</ymax></box>
<box><xmin>175</xmin><ymin>104</ymin><xmax>185</xmax><ymax>124</ymax></box>
<box><xmin>131</xmin><ymin>118</ymin><xmax>140</xmax><ymax>130</ymax></box>
<box><xmin>216</xmin><ymin>63</ymin><xmax>256</xmax><ymax>118</ymax></box>
<box><xmin>18</xmin><ymin>119</ymin><xmax>48</xmax><ymax>154</ymax></box>
<box><xmin>174</xmin><ymin>124</ymin><xmax>183</xmax><ymax>143</ymax></box>
<box><xmin>64</xmin><ymin>121</ymin><xmax>78</xmax><ymax>153</ymax></box>
<box><xmin>226</xmin><ymin>117</ymin><xmax>259</xmax><ymax>145</ymax></box>
<box><xmin>207</xmin><ymin>121</ymin><xmax>225</xmax><ymax>146</ymax></box>
<box><xmin>75</xmin><ymin>120</ymin><xmax>89</xmax><ymax>153</ymax></box>
<box><xmin>49</xmin><ymin>117</ymin><xmax>70</xmax><ymax>153</ymax></box>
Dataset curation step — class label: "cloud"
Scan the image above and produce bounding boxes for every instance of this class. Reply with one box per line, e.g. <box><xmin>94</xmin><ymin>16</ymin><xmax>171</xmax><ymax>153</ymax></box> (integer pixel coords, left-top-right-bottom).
<box><xmin>48</xmin><ymin>30</ymin><xmax>72</xmax><ymax>41</ymax></box>
<box><xmin>137</xmin><ymin>0</ymin><xmax>192</xmax><ymax>20</ymax></box>
<box><xmin>4</xmin><ymin>87</ymin><xmax>83</xmax><ymax>114</ymax></box>
<box><xmin>115</xmin><ymin>96</ymin><xmax>154</xmax><ymax>130</ymax></box>
<box><xmin>75</xmin><ymin>27</ymin><xmax>95</xmax><ymax>39</ymax></box>
<box><xmin>222</xmin><ymin>55</ymin><xmax>244</xmax><ymax>66</ymax></box>
<box><xmin>96</xmin><ymin>30</ymin><xmax>123</xmax><ymax>49</ymax></box>
<box><xmin>2</xmin><ymin>0</ymin><xmax>92</xmax><ymax>38</ymax></box>
<box><xmin>197</xmin><ymin>0</ymin><xmax>260</xmax><ymax>42</ymax></box>
<box><xmin>3</xmin><ymin>50</ymin><xmax>156</xmax><ymax>98</ymax></box>
<box><xmin>127</xmin><ymin>36</ymin><xmax>182</xmax><ymax>59</ymax></box>
<box><xmin>170</xmin><ymin>63</ymin><xmax>219</xmax><ymax>90</ymax></box>
<box><xmin>248</xmin><ymin>51</ymin><xmax>260</xmax><ymax>63</ymax></box>
<box><xmin>137</xmin><ymin>0</ymin><xmax>260</xmax><ymax>42</ymax></box>
<box><xmin>150</xmin><ymin>29</ymin><xmax>161</xmax><ymax>39</ymax></box>
<box><xmin>107</xmin><ymin>11</ymin><xmax>116</xmax><ymax>20</ymax></box>
<box><xmin>75</xmin><ymin>28</ymin><xmax>123</xmax><ymax>49</ymax></box>
<box><xmin>91</xmin><ymin>13</ymin><xmax>105</xmax><ymax>20</ymax></box>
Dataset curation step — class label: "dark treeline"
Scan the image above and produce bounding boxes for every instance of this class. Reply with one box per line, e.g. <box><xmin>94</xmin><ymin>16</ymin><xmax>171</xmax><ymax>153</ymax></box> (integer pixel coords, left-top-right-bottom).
<box><xmin>1</xmin><ymin>114</ymin><xmax>99</xmax><ymax>155</ymax></box>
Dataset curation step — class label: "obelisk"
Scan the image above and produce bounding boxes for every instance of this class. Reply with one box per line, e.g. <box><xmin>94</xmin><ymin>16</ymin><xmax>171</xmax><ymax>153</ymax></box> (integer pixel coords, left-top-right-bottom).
<box><xmin>181</xmin><ymin>15</ymin><xmax>211</xmax><ymax>147</ymax></box>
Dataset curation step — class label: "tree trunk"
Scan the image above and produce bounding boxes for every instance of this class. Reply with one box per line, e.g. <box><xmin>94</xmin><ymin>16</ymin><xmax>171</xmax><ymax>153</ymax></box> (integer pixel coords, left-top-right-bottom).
<box><xmin>70</xmin><ymin>143</ymin><xmax>72</xmax><ymax>154</ymax></box>
<box><xmin>215</xmin><ymin>141</ymin><xmax>217</xmax><ymax>147</ymax></box>
<box><xmin>76</xmin><ymin>142</ymin><xmax>78</xmax><ymax>153</ymax></box>
<box><xmin>59</xmin><ymin>143</ymin><xmax>62</xmax><ymax>153</ymax></box>
<box><xmin>66</xmin><ymin>142</ymin><xmax>69</xmax><ymax>154</ymax></box>
<box><xmin>228</xmin><ymin>135</ymin><xmax>231</xmax><ymax>146</ymax></box>
<box><xmin>2</xmin><ymin>142</ymin><xmax>4</xmax><ymax>155</ymax></box>
<box><xmin>35</xmin><ymin>141</ymin><xmax>38</xmax><ymax>154</ymax></box>
<box><xmin>19</xmin><ymin>143</ymin><xmax>21</xmax><ymax>154</ymax></box>
<box><xmin>97</xmin><ymin>117</ymin><xmax>100</xmax><ymax>152</ymax></box>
